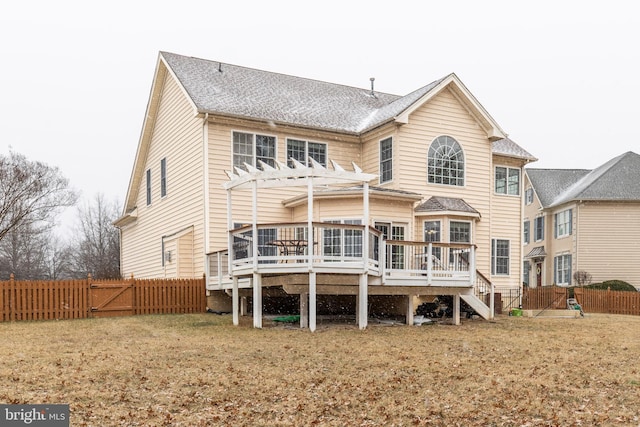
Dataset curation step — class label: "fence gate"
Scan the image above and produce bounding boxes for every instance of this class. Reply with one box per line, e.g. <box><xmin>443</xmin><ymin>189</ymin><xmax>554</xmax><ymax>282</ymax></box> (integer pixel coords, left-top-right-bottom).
<box><xmin>89</xmin><ymin>281</ymin><xmax>134</xmax><ymax>318</ymax></box>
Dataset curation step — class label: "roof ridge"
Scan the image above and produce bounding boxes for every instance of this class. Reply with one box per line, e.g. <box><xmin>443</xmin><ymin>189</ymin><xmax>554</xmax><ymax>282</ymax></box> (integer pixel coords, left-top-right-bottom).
<box><xmin>161</xmin><ymin>51</ymin><xmax>402</xmax><ymax>97</ymax></box>
<box><xmin>549</xmin><ymin>151</ymin><xmax>637</xmax><ymax>206</ymax></box>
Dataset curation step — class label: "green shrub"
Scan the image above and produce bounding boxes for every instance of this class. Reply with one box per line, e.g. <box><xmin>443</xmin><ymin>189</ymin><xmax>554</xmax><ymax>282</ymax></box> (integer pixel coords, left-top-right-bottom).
<box><xmin>584</xmin><ymin>280</ymin><xmax>637</xmax><ymax>292</ymax></box>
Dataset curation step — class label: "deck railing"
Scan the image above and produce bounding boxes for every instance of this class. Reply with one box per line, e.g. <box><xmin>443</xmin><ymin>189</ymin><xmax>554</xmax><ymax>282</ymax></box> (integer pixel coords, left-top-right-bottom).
<box><xmin>224</xmin><ymin>222</ymin><xmax>382</xmax><ymax>272</ymax></box>
<box><xmin>207</xmin><ymin>223</ymin><xmax>480</xmax><ymax>290</ymax></box>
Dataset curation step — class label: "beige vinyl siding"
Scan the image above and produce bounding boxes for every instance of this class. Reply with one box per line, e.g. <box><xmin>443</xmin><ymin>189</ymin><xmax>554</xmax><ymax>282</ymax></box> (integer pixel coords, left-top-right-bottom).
<box><xmin>550</xmin><ymin>204</ymin><xmax>576</xmax><ymax>255</ymax></box>
<box><xmin>393</xmin><ymin>88</ymin><xmax>493</xmax><ymax>277</ymax></box>
<box><xmin>178</xmin><ymin>230</ymin><xmax>195</xmax><ymax>277</ymax></box>
<box><xmin>120</xmin><ymin>72</ymin><xmax>205</xmax><ymax>278</ymax></box>
<box><xmin>361</xmin><ymin>124</ymin><xmax>397</xmax><ymax>186</ymax></box>
<box><xmin>162</xmin><ymin>239</ymin><xmax>177</xmax><ymax>278</ymax></box>
<box><xmin>522</xmin><ymin>173</ymin><xmax>547</xmax><ymax>286</ymax></box>
<box><xmin>490</xmin><ymin>156</ymin><xmax>524</xmax><ymax>291</ymax></box>
<box><xmin>576</xmin><ymin>202</ymin><xmax>640</xmax><ymax>287</ymax></box>
<box><xmin>207</xmin><ymin>121</ymin><xmax>362</xmax><ymax>252</ymax></box>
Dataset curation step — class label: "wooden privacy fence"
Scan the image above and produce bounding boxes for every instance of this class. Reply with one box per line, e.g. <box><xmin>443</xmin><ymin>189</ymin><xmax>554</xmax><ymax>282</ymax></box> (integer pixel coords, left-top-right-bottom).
<box><xmin>0</xmin><ymin>274</ymin><xmax>207</xmax><ymax>322</ymax></box>
<box><xmin>523</xmin><ymin>286</ymin><xmax>640</xmax><ymax>316</ymax></box>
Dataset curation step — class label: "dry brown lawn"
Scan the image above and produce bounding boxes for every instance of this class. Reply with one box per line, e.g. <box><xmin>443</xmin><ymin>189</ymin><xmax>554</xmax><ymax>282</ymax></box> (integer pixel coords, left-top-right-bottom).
<box><xmin>1</xmin><ymin>313</ymin><xmax>639</xmax><ymax>426</ymax></box>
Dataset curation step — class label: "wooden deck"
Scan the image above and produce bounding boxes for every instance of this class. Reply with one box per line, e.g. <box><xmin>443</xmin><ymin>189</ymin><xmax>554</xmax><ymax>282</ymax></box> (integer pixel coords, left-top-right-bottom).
<box><xmin>205</xmin><ymin>222</ymin><xmax>494</xmax><ymax>329</ymax></box>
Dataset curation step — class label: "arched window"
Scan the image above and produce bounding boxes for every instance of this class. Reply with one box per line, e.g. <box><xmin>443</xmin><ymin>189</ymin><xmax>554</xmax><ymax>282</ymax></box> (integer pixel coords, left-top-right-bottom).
<box><xmin>427</xmin><ymin>136</ymin><xmax>464</xmax><ymax>186</ymax></box>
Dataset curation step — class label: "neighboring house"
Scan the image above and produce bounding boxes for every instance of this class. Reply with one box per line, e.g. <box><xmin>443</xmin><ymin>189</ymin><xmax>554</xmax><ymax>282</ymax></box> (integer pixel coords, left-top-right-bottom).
<box><xmin>523</xmin><ymin>151</ymin><xmax>640</xmax><ymax>290</ymax></box>
<box><xmin>115</xmin><ymin>51</ymin><xmax>536</xmax><ymax>329</ymax></box>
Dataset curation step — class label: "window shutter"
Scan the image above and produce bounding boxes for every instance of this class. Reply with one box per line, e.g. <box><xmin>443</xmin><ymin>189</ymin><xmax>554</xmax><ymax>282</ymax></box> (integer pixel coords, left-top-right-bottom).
<box><xmin>553</xmin><ymin>257</ymin><xmax>557</xmax><ymax>284</ymax></box>
<box><xmin>569</xmin><ymin>209</ymin><xmax>573</xmax><ymax>235</ymax></box>
<box><xmin>568</xmin><ymin>255</ymin><xmax>572</xmax><ymax>285</ymax></box>
<box><xmin>553</xmin><ymin>213</ymin><xmax>558</xmax><ymax>239</ymax></box>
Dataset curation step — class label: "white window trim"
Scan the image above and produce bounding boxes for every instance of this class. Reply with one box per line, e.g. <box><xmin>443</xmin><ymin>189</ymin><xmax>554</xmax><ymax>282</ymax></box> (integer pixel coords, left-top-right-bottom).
<box><xmin>525</xmin><ymin>187</ymin><xmax>534</xmax><ymax>205</ymax></box>
<box><xmin>555</xmin><ymin>209</ymin><xmax>572</xmax><ymax>239</ymax></box>
<box><xmin>554</xmin><ymin>253</ymin><xmax>572</xmax><ymax>286</ymax></box>
<box><xmin>534</xmin><ymin>216</ymin><xmax>545</xmax><ymax>242</ymax></box>
<box><xmin>491</xmin><ymin>238</ymin><xmax>511</xmax><ymax>276</ymax></box>
<box><xmin>427</xmin><ymin>135</ymin><xmax>466</xmax><ymax>188</ymax></box>
<box><xmin>494</xmin><ymin>166</ymin><xmax>521</xmax><ymax>196</ymax></box>
<box><xmin>379</xmin><ymin>136</ymin><xmax>393</xmax><ymax>185</ymax></box>
<box><xmin>448</xmin><ymin>219</ymin><xmax>472</xmax><ymax>244</ymax></box>
<box><xmin>285</xmin><ymin>138</ymin><xmax>328</xmax><ymax>167</ymax></box>
<box><xmin>231</xmin><ymin>129</ymin><xmax>278</xmax><ymax>170</ymax></box>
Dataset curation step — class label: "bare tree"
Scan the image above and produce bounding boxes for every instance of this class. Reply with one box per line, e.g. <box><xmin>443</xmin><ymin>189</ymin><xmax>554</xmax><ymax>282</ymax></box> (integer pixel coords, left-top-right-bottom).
<box><xmin>69</xmin><ymin>194</ymin><xmax>121</xmax><ymax>279</ymax></box>
<box><xmin>573</xmin><ymin>270</ymin><xmax>593</xmax><ymax>287</ymax></box>
<box><xmin>0</xmin><ymin>151</ymin><xmax>77</xmax><ymax>243</ymax></box>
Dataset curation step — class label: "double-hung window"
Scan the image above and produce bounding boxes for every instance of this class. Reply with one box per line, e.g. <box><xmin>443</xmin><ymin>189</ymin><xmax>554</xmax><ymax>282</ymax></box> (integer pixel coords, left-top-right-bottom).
<box><xmin>233</xmin><ymin>131</ymin><xmax>276</xmax><ymax>170</ymax></box>
<box><xmin>523</xmin><ymin>220</ymin><xmax>530</xmax><ymax>245</ymax></box>
<box><xmin>495</xmin><ymin>166</ymin><xmax>520</xmax><ymax>195</ymax></box>
<box><xmin>449</xmin><ymin>221</ymin><xmax>470</xmax><ymax>269</ymax></box>
<box><xmin>554</xmin><ymin>209</ymin><xmax>573</xmax><ymax>238</ymax></box>
<box><xmin>525</xmin><ymin>188</ymin><xmax>534</xmax><ymax>205</ymax></box>
<box><xmin>491</xmin><ymin>239</ymin><xmax>510</xmax><ymax>275</ymax></box>
<box><xmin>554</xmin><ymin>254</ymin><xmax>572</xmax><ymax>285</ymax></box>
<box><xmin>523</xmin><ymin>261</ymin><xmax>530</xmax><ymax>286</ymax></box>
<box><xmin>534</xmin><ymin>216</ymin><xmax>545</xmax><ymax>241</ymax></box>
<box><xmin>286</xmin><ymin>139</ymin><xmax>327</xmax><ymax>167</ymax></box>
<box><xmin>379</xmin><ymin>137</ymin><xmax>393</xmax><ymax>184</ymax></box>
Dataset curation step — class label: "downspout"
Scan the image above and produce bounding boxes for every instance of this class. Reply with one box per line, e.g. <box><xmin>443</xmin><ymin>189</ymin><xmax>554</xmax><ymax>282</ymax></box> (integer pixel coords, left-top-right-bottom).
<box><xmin>202</xmin><ymin>113</ymin><xmax>210</xmax><ymax>275</ymax></box>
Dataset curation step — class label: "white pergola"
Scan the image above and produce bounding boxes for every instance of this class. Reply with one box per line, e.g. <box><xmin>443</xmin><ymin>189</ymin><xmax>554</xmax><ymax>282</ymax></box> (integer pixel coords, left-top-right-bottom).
<box><xmin>224</xmin><ymin>158</ymin><xmax>377</xmax><ymax>331</ymax></box>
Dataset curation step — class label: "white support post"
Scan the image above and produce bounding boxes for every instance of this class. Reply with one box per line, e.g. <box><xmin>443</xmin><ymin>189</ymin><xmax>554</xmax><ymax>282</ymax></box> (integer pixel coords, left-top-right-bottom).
<box><xmin>427</xmin><ymin>243</ymin><xmax>433</xmax><ymax>284</ymax></box>
<box><xmin>469</xmin><ymin>245</ymin><xmax>476</xmax><ymax>286</ymax></box>
<box><xmin>490</xmin><ymin>281</ymin><xmax>495</xmax><ymax>320</ymax></box>
<box><xmin>300</xmin><ymin>292</ymin><xmax>308</xmax><ymax>329</ymax></box>
<box><xmin>362</xmin><ymin>181</ymin><xmax>370</xmax><ymax>272</ymax></box>
<box><xmin>453</xmin><ymin>294</ymin><xmax>461</xmax><ymax>326</ymax></box>
<box><xmin>240</xmin><ymin>297</ymin><xmax>247</xmax><ymax>316</ymax></box>
<box><xmin>252</xmin><ymin>180</ymin><xmax>259</xmax><ymax>271</ymax></box>
<box><xmin>253</xmin><ymin>273</ymin><xmax>262</xmax><ymax>328</ymax></box>
<box><xmin>380</xmin><ymin>236</ymin><xmax>386</xmax><ymax>284</ymax></box>
<box><xmin>358</xmin><ymin>273</ymin><xmax>368</xmax><ymax>330</ymax></box>
<box><xmin>227</xmin><ymin>189</ymin><xmax>233</xmax><ymax>277</ymax></box>
<box><xmin>309</xmin><ymin>272</ymin><xmax>317</xmax><ymax>332</ymax></box>
<box><xmin>307</xmin><ymin>178</ymin><xmax>314</xmax><ymax>268</ymax></box>
<box><xmin>232</xmin><ymin>276</ymin><xmax>239</xmax><ymax>326</ymax></box>
<box><xmin>406</xmin><ymin>295</ymin><xmax>414</xmax><ymax>326</ymax></box>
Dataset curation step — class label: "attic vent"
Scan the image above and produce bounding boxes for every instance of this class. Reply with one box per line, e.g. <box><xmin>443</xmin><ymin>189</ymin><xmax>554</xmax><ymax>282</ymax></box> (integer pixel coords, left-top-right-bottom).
<box><xmin>218</xmin><ymin>62</ymin><xmax>222</xmax><ymax>72</ymax></box>
<box><xmin>369</xmin><ymin>77</ymin><xmax>375</xmax><ymax>95</ymax></box>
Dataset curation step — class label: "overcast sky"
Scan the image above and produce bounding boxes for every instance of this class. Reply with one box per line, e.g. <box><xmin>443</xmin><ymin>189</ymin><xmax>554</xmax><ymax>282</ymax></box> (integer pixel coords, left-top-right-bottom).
<box><xmin>1</xmin><ymin>1</ymin><xmax>639</xmax><ymax>233</ymax></box>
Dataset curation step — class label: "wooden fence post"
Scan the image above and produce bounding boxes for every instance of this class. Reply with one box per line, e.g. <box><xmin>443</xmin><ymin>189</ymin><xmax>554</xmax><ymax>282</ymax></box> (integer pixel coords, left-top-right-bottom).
<box><xmin>10</xmin><ymin>273</ymin><xmax>16</xmax><ymax>321</ymax></box>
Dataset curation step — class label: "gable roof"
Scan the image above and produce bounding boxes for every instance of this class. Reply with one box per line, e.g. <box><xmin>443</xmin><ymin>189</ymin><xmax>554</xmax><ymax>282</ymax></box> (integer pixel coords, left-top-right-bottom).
<box><xmin>118</xmin><ymin>52</ymin><xmax>530</xmax><ymax>219</ymax></box>
<box><xmin>526</xmin><ymin>151</ymin><xmax>640</xmax><ymax>208</ymax></box>
<box><xmin>160</xmin><ymin>51</ymin><xmax>508</xmax><ymax>138</ymax></box>
<box><xmin>526</xmin><ymin>169</ymin><xmax>590</xmax><ymax>207</ymax></box>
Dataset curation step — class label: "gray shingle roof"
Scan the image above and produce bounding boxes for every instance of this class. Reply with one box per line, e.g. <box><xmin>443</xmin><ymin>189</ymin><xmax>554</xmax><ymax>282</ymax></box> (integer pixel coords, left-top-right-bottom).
<box><xmin>527</xmin><ymin>151</ymin><xmax>640</xmax><ymax>208</ymax></box>
<box><xmin>160</xmin><ymin>52</ymin><xmax>532</xmax><ymax>159</ymax></box>
<box><xmin>415</xmin><ymin>196</ymin><xmax>480</xmax><ymax>215</ymax></box>
<box><xmin>161</xmin><ymin>51</ymin><xmax>443</xmax><ymax>135</ymax></box>
<box><xmin>526</xmin><ymin>169</ymin><xmax>590</xmax><ymax>207</ymax></box>
<box><xmin>492</xmin><ymin>138</ymin><xmax>537</xmax><ymax>161</ymax></box>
